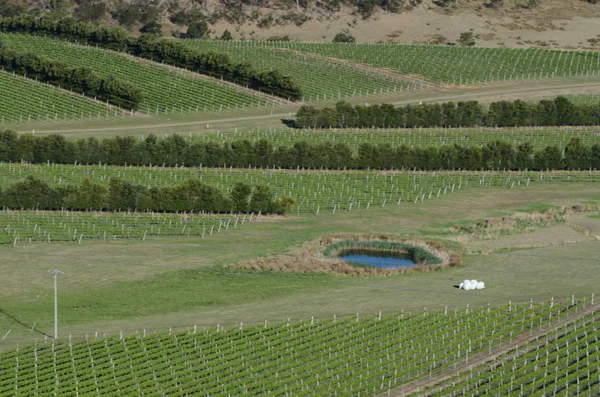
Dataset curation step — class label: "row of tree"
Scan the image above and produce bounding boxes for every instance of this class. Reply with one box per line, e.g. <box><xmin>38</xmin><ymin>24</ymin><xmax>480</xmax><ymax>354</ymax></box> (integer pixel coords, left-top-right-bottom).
<box><xmin>0</xmin><ymin>176</ymin><xmax>295</xmax><ymax>213</ymax></box>
<box><xmin>295</xmin><ymin>97</ymin><xmax>600</xmax><ymax>128</ymax></box>
<box><xmin>0</xmin><ymin>130</ymin><xmax>597</xmax><ymax>170</ymax></box>
<box><xmin>0</xmin><ymin>40</ymin><xmax>142</xmax><ymax>110</ymax></box>
<box><xmin>0</xmin><ymin>14</ymin><xmax>303</xmax><ymax>100</ymax></box>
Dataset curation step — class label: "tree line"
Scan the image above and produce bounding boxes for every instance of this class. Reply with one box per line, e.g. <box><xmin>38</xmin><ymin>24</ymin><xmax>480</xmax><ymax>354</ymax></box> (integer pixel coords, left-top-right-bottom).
<box><xmin>0</xmin><ymin>40</ymin><xmax>142</xmax><ymax>110</ymax></box>
<box><xmin>0</xmin><ymin>130</ymin><xmax>598</xmax><ymax>170</ymax></box>
<box><xmin>295</xmin><ymin>97</ymin><xmax>600</xmax><ymax>128</ymax></box>
<box><xmin>0</xmin><ymin>14</ymin><xmax>303</xmax><ymax>100</ymax></box>
<box><xmin>0</xmin><ymin>176</ymin><xmax>295</xmax><ymax>214</ymax></box>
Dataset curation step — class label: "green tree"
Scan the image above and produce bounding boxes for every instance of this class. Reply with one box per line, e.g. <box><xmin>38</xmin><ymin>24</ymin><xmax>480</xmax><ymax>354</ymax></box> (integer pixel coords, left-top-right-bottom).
<box><xmin>220</xmin><ymin>29</ymin><xmax>233</xmax><ymax>40</ymax></box>
<box><xmin>186</xmin><ymin>20</ymin><xmax>209</xmax><ymax>39</ymax></box>
<box><xmin>458</xmin><ymin>32</ymin><xmax>475</xmax><ymax>46</ymax></box>
<box><xmin>230</xmin><ymin>182</ymin><xmax>252</xmax><ymax>213</ymax></box>
<box><xmin>250</xmin><ymin>185</ymin><xmax>273</xmax><ymax>213</ymax></box>
<box><xmin>332</xmin><ymin>30</ymin><xmax>355</xmax><ymax>43</ymax></box>
<box><xmin>564</xmin><ymin>137</ymin><xmax>591</xmax><ymax>169</ymax></box>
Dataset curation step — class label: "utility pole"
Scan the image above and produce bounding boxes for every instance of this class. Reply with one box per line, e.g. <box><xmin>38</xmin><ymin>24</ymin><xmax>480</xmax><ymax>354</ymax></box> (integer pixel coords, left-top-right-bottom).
<box><xmin>48</xmin><ymin>269</ymin><xmax>64</xmax><ymax>340</ymax></box>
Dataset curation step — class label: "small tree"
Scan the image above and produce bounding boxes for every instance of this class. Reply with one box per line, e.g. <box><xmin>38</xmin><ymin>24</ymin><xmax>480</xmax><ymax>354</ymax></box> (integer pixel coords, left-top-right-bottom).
<box><xmin>220</xmin><ymin>29</ymin><xmax>233</xmax><ymax>40</ymax></box>
<box><xmin>186</xmin><ymin>20</ymin><xmax>209</xmax><ymax>39</ymax></box>
<box><xmin>332</xmin><ymin>30</ymin><xmax>355</xmax><ymax>43</ymax></box>
<box><xmin>230</xmin><ymin>182</ymin><xmax>252</xmax><ymax>213</ymax></box>
<box><xmin>458</xmin><ymin>32</ymin><xmax>476</xmax><ymax>46</ymax></box>
<box><xmin>140</xmin><ymin>21</ymin><xmax>162</xmax><ymax>36</ymax></box>
<box><xmin>433</xmin><ymin>0</ymin><xmax>456</xmax><ymax>7</ymax></box>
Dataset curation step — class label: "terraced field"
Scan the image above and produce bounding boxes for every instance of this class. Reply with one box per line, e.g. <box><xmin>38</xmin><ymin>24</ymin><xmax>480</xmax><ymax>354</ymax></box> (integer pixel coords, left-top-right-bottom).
<box><xmin>0</xmin><ymin>71</ymin><xmax>111</xmax><ymax>123</ymax></box>
<box><xmin>0</xmin><ymin>34</ymin><xmax>268</xmax><ymax>115</ymax></box>
<box><xmin>0</xmin><ymin>300</ymin><xmax>583</xmax><ymax>396</ymax></box>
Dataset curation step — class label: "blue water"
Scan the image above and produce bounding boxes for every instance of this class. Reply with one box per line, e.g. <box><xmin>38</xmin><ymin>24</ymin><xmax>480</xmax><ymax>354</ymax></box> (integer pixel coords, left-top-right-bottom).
<box><xmin>340</xmin><ymin>254</ymin><xmax>416</xmax><ymax>268</ymax></box>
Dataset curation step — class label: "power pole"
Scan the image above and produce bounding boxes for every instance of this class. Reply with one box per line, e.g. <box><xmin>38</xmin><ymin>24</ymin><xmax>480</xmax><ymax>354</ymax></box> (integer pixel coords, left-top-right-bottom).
<box><xmin>48</xmin><ymin>269</ymin><xmax>64</xmax><ymax>340</ymax></box>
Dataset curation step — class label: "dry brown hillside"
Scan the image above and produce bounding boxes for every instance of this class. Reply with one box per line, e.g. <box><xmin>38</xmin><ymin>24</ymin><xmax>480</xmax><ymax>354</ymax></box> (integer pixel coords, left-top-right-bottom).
<box><xmin>204</xmin><ymin>0</ymin><xmax>600</xmax><ymax>48</ymax></box>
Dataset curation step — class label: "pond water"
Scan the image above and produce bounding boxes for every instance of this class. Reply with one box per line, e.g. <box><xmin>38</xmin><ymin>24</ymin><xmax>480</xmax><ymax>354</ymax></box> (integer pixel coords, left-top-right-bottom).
<box><xmin>340</xmin><ymin>254</ymin><xmax>416</xmax><ymax>268</ymax></box>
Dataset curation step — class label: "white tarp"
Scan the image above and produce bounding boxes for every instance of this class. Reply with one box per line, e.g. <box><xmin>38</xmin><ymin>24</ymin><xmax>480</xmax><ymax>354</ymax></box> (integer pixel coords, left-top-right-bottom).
<box><xmin>459</xmin><ymin>279</ymin><xmax>485</xmax><ymax>290</ymax></box>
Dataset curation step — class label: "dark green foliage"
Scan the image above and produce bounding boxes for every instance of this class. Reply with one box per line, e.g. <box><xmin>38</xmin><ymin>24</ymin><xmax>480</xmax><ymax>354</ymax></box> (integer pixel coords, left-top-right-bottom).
<box><xmin>0</xmin><ymin>0</ymin><xmax>27</xmax><ymax>17</ymax></box>
<box><xmin>297</xmin><ymin>97</ymin><xmax>600</xmax><ymax>128</ymax></box>
<box><xmin>0</xmin><ymin>176</ymin><xmax>286</xmax><ymax>213</ymax></box>
<box><xmin>0</xmin><ymin>40</ymin><xmax>142</xmax><ymax>109</ymax></box>
<box><xmin>139</xmin><ymin>21</ymin><xmax>162</xmax><ymax>36</ymax></box>
<box><xmin>230</xmin><ymin>182</ymin><xmax>252</xmax><ymax>213</ymax></box>
<box><xmin>2</xmin><ymin>131</ymin><xmax>599</xmax><ymax>171</ymax></box>
<box><xmin>564</xmin><ymin>137</ymin><xmax>591</xmax><ymax>169</ymax></box>
<box><xmin>185</xmin><ymin>20</ymin><xmax>209</xmax><ymax>39</ymax></box>
<box><xmin>74</xmin><ymin>0</ymin><xmax>106</xmax><ymax>23</ymax></box>
<box><xmin>0</xmin><ymin>15</ymin><xmax>303</xmax><ymax>100</ymax></box>
<box><xmin>332</xmin><ymin>31</ymin><xmax>355</xmax><ymax>43</ymax></box>
<box><xmin>458</xmin><ymin>32</ymin><xmax>475</xmax><ymax>46</ymax></box>
<box><xmin>220</xmin><ymin>29</ymin><xmax>233</xmax><ymax>40</ymax></box>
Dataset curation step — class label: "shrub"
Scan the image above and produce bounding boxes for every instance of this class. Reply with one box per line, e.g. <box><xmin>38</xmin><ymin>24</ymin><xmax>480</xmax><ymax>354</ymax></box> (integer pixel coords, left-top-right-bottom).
<box><xmin>332</xmin><ymin>31</ymin><xmax>355</xmax><ymax>43</ymax></box>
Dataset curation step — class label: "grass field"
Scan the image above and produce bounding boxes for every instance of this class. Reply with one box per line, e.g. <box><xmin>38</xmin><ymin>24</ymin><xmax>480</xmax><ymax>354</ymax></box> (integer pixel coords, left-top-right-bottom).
<box><xmin>1</xmin><ymin>182</ymin><xmax>599</xmax><ymax>351</ymax></box>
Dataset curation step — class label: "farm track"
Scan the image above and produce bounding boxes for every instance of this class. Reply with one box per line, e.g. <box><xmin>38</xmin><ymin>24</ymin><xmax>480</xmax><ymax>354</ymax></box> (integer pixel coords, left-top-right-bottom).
<box><xmin>19</xmin><ymin>79</ymin><xmax>600</xmax><ymax>135</ymax></box>
<box><xmin>385</xmin><ymin>300</ymin><xmax>600</xmax><ymax>397</ymax></box>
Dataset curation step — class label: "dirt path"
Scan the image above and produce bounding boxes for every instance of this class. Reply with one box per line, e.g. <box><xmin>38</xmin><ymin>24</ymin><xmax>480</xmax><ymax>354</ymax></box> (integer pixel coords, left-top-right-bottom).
<box><xmin>385</xmin><ymin>300</ymin><xmax>600</xmax><ymax>396</ymax></box>
<box><xmin>15</xmin><ymin>79</ymin><xmax>600</xmax><ymax>135</ymax></box>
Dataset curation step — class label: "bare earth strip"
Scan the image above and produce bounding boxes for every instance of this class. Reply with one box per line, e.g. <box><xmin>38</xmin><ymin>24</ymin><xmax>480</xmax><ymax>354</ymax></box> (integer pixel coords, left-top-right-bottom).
<box><xmin>384</xmin><ymin>300</ymin><xmax>600</xmax><ymax>397</ymax></box>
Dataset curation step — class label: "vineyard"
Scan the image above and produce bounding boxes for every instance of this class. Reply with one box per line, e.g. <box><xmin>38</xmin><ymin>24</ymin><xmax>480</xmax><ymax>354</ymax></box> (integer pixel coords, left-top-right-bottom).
<box><xmin>417</xmin><ymin>304</ymin><xmax>600</xmax><ymax>396</ymax></box>
<box><xmin>3</xmin><ymin>16</ymin><xmax>600</xmax><ymax>397</ymax></box>
<box><xmin>0</xmin><ymin>71</ymin><xmax>111</xmax><ymax>124</ymax></box>
<box><xmin>259</xmin><ymin>41</ymin><xmax>600</xmax><ymax>86</ymax></box>
<box><xmin>184</xmin><ymin>40</ymin><xmax>411</xmax><ymax>101</ymax></box>
<box><xmin>0</xmin><ymin>300</ymin><xmax>587</xmax><ymax>396</ymax></box>
<box><xmin>2</xmin><ymin>163</ymin><xmax>593</xmax><ymax>215</ymax></box>
<box><xmin>183</xmin><ymin>125</ymin><xmax>600</xmax><ymax>152</ymax></box>
<box><xmin>0</xmin><ymin>209</ymin><xmax>254</xmax><ymax>245</ymax></box>
<box><xmin>0</xmin><ymin>34</ymin><xmax>269</xmax><ymax>115</ymax></box>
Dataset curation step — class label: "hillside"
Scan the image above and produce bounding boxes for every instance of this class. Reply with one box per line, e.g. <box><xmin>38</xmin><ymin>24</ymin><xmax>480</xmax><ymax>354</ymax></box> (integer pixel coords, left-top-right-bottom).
<box><xmin>4</xmin><ymin>0</ymin><xmax>600</xmax><ymax>48</ymax></box>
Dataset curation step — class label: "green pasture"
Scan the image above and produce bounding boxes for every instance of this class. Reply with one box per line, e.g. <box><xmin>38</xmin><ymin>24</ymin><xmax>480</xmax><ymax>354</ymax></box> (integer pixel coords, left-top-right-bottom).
<box><xmin>0</xmin><ymin>182</ymin><xmax>599</xmax><ymax>351</ymax></box>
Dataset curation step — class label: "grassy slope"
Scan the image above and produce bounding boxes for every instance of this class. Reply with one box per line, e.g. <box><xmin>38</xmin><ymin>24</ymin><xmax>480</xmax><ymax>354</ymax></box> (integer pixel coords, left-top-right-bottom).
<box><xmin>1</xmin><ymin>182</ymin><xmax>599</xmax><ymax>349</ymax></box>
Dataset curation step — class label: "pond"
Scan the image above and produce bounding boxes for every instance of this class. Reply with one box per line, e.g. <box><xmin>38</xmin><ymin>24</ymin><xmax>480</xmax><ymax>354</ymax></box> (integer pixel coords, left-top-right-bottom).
<box><xmin>340</xmin><ymin>253</ymin><xmax>416</xmax><ymax>268</ymax></box>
